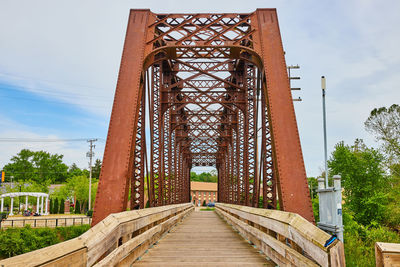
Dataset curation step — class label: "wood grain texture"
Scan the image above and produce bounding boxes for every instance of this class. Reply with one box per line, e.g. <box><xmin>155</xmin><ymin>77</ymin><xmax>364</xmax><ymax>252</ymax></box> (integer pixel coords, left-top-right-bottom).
<box><xmin>376</xmin><ymin>242</ymin><xmax>400</xmax><ymax>267</ymax></box>
<box><xmin>216</xmin><ymin>203</ymin><xmax>346</xmax><ymax>267</ymax></box>
<box><xmin>135</xmin><ymin>211</ymin><xmax>275</xmax><ymax>266</ymax></box>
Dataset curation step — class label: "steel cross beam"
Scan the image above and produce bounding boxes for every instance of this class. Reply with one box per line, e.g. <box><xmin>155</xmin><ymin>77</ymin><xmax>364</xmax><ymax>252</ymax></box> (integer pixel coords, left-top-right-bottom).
<box><xmin>92</xmin><ymin>9</ymin><xmax>314</xmax><ymax>226</ymax></box>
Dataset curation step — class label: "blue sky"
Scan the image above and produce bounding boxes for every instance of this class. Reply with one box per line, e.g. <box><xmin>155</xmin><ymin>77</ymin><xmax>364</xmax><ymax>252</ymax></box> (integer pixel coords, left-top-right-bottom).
<box><xmin>0</xmin><ymin>0</ymin><xmax>399</xmax><ymax>177</ymax></box>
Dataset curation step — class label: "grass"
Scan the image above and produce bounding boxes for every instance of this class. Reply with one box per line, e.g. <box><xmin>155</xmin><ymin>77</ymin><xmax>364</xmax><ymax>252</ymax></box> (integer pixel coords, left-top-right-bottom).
<box><xmin>200</xmin><ymin>207</ymin><xmax>215</xmax><ymax>211</ymax></box>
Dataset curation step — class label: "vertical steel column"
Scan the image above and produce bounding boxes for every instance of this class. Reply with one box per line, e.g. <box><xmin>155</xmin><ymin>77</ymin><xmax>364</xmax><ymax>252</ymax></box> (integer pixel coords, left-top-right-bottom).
<box><xmin>255</xmin><ymin>9</ymin><xmax>314</xmax><ymax>222</ymax></box>
<box><xmin>92</xmin><ymin>10</ymin><xmax>151</xmax><ymax>226</ymax></box>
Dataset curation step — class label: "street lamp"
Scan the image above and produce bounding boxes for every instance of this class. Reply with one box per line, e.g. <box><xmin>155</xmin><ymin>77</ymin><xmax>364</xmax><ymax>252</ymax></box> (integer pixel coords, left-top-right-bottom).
<box><xmin>321</xmin><ymin>76</ymin><xmax>328</xmax><ymax>188</ymax></box>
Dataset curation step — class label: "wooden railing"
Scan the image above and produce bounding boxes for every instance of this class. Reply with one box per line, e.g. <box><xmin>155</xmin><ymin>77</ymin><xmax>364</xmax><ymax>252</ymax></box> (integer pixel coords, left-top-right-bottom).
<box><xmin>215</xmin><ymin>203</ymin><xmax>345</xmax><ymax>267</ymax></box>
<box><xmin>375</xmin><ymin>242</ymin><xmax>400</xmax><ymax>266</ymax></box>
<box><xmin>0</xmin><ymin>203</ymin><xmax>193</xmax><ymax>267</ymax></box>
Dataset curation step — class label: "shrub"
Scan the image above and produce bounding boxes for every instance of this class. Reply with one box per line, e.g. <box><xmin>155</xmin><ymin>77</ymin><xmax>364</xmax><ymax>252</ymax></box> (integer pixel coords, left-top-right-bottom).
<box><xmin>75</xmin><ymin>200</ymin><xmax>81</xmax><ymax>214</ymax></box>
<box><xmin>86</xmin><ymin>210</ymin><xmax>93</xmax><ymax>218</ymax></box>
<box><xmin>202</xmin><ymin>200</ymin><xmax>206</xmax><ymax>207</ymax></box>
<box><xmin>53</xmin><ymin>198</ymin><xmax>59</xmax><ymax>214</ymax></box>
<box><xmin>59</xmin><ymin>199</ymin><xmax>65</xmax><ymax>214</ymax></box>
<box><xmin>0</xmin><ymin>225</ymin><xmax>90</xmax><ymax>258</ymax></box>
<box><xmin>0</xmin><ymin>212</ymin><xmax>8</xmax><ymax>221</ymax></box>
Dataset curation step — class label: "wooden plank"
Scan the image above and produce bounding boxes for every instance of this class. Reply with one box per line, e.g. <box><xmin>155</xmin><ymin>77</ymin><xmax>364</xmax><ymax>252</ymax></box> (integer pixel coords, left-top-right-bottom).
<box><xmin>94</xmin><ymin>207</ymin><xmax>193</xmax><ymax>266</ymax></box>
<box><xmin>216</xmin><ymin>208</ymin><xmax>318</xmax><ymax>267</ymax></box>
<box><xmin>216</xmin><ymin>203</ymin><xmax>331</xmax><ymax>266</ymax></box>
<box><xmin>376</xmin><ymin>243</ymin><xmax>384</xmax><ymax>267</ymax></box>
<box><xmin>0</xmin><ymin>203</ymin><xmax>193</xmax><ymax>267</ymax></box>
<box><xmin>329</xmin><ymin>240</ymin><xmax>345</xmax><ymax>267</ymax></box>
<box><xmin>137</xmin><ymin>211</ymin><xmax>274</xmax><ymax>266</ymax></box>
<box><xmin>376</xmin><ymin>242</ymin><xmax>400</xmax><ymax>267</ymax></box>
<box><xmin>41</xmin><ymin>248</ymin><xmax>87</xmax><ymax>267</ymax></box>
<box><xmin>383</xmin><ymin>253</ymin><xmax>400</xmax><ymax>267</ymax></box>
<box><xmin>0</xmin><ymin>238</ymin><xmax>85</xmax><ymax>267</ymax></box>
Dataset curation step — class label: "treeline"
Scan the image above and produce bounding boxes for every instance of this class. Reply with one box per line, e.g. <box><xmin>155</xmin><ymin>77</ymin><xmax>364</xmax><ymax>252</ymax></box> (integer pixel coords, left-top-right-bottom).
<box><xmin>190</xmin><ymin>171</ymin><xmax>217</xmax><ymax>183</ymax></box>
<box><xmin>0</xmin><ymin>149</ymin><xmax>102</xmax><ymax>214</ymax></box>
<box><xmin>1</xmin><ymin>149</ymin><xmax>102</xmax><ymax>185</ymax></box>
<box><xmin>309</xmin><ymin>104</ymin><xmax>400</xmax><ymax>266</ymax></box>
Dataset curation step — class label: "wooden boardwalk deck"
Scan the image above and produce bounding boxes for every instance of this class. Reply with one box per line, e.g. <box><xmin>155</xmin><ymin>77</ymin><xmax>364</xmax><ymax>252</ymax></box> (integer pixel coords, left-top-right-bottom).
<box><xmin>135</xmin><ymin>210</ymin><xmax>275</xmax><ymax>266</ymax></box>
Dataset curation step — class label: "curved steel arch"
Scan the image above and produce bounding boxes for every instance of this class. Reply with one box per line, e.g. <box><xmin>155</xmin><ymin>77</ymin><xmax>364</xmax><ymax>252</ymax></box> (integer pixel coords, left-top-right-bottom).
<box><xmin>92</xmin><ymin>9</ymin><xmax>314</xmax><ymax>226</ymax></box>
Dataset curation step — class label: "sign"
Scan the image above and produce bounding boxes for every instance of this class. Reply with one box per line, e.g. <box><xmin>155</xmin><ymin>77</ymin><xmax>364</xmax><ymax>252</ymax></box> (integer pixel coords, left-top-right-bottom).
<box><xmin>1</xmin><ymin>171</ymin><xmax>4</xmax><ymax>182</ymax></box>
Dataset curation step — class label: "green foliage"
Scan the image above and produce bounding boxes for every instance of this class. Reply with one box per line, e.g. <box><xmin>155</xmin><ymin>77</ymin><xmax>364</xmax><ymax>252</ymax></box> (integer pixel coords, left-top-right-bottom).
<box><xmin>311</xmin><ymin>195</ymin><xmax>319</xmax><ymax>223</ymax></box>
<box><xmin>328</xmin><ymin>140</ymin><xmax>388</xmax><ymax>226</ymax></box>
<box><xmin>53</xmin><ymin>198</ymin><xmax>59</xmax><ymax>214</ymax></box>
<box><xmin>51</xmin><ymin>184</ymin><xmax>69</xmax><ymax>201</ymax></box>
<box><xmin>202</xmin><ymin>200</ymin><xmax>206</xmax><ymax>207</ymax></box>
<box><xmin>343</xmin><ymin>211</ymin><xmax>400</xmax><ymax>267</ymax></box>
<box><xmin>2</xmin><ymin>149</ymin><xmax>68</xmax><ymax>185</ymax></box>
<box><xmin>68</xmin><ymin>163</ymin><xmax>83</xmax><ymax>177</ymax></box>
<box><xmin>75</xmin><ymin>200</ymin><xmax>81</xmax><ymax>214</ymax></box>
<box><xmin>59</xmin><ymin>199</ymin><xmax>65</xmax><ymax>214</ymax></box>
<box><xmin>190</xmin><ymin>171</ymin><xmax>217</xmax><ymax>183</ymax></box>
<box><xmin>86</xmin><ymin>210</ymin><xmax>93</xmax><ymax>217</ymax></box>
<box><xmin>365</xmin><ymin>104</ymin><xmax>400</xmax><ymax>162</ymax></box>
<box><xmin>92</xmin><ymin>159</ymin><xmax>102</xmax><ymax>179</ymax></box>
<box><xmin>0</xmin><ymin>212</ymin><xmax>8</xmax><ymax>221</ymax></box>
<box><xmin>200</xmin><ymin>207</ymin><xmax>215</xmax><ymax>211</ymax></box>
<box><xmin>258</xmin><ymin>196</ymin><xmax>263</xmax><ymax>208</ymax></box>
<box><xmin>307</xmin><ymin>177</ymin><xmax>318</xmax><ymax>199</ymax></box>
<box><xmin>0</xmin><ymin>225</ymin><xmax>90</xmax><ymax>258</ymax></box>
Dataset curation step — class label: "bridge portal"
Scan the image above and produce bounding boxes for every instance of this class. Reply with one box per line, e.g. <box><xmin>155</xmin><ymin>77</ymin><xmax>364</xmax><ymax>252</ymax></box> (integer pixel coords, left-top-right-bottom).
<box><xmin>93</xmin><ymin>9</ymin><xmax>314</xmax><ymax>225</ymax></box>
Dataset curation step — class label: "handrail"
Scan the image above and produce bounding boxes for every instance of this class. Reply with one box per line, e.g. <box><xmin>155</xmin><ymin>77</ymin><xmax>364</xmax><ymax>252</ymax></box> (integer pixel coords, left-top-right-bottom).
<box><xmin>375</xmin><ymin>242</ymin><xmax>400</xmax><ymax>266</ymax></box>
<box><xmin>215</xmin><ymin>203</ymin><xmax>345</xmax><ymax>267</ymax></box>
<box><xmin>0</xmin><ymin>203</ymin><xmax>194</xmax><ymax>267</ymax></box>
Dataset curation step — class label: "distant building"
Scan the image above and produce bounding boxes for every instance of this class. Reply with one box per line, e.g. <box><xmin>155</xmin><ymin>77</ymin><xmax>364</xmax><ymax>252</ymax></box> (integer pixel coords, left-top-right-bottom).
<box><xmin>190</xmin><ymin>182</ymin><xmax>217</xmax><ymax>206</ymax></box>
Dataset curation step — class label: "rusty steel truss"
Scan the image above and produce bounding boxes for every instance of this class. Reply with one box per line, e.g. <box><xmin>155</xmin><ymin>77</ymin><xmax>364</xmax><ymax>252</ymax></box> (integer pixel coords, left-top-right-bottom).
<box><xmin>92</xmin><ymin>9</ymin><xmax>314</xmax><ymax>225</ymax></box>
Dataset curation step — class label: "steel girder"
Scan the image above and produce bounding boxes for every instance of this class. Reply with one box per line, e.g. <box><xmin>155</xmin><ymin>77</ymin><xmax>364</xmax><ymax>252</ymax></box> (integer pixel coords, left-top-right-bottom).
<box><xmin>92</xmin><ymin>9</ymin><xmax>314</xmax><ymax>226</ymax></box>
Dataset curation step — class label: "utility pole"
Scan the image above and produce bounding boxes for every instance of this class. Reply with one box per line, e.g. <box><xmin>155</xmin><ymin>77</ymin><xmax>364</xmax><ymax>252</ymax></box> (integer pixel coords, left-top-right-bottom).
<box><xmin>321</xmin><ymin>76</ymin><xmax>328</xmax><ymax>188</ymax></box>
<box><xmin>87</xmin><ymin>139</ymin><xmax>97</xmax><ymax>211</ymax></box>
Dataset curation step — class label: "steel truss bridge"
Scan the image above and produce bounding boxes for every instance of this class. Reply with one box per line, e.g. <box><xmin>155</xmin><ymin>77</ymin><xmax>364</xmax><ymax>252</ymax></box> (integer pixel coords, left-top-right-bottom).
<box><xmin>0</xmin><ymin>9</ymin><xmax>349</xmax><ymax>267</ymax></box>
<box><xmin>92</xmin><ymin>8</ymin><xmax>314</xmax><ymax>225</ymax></box>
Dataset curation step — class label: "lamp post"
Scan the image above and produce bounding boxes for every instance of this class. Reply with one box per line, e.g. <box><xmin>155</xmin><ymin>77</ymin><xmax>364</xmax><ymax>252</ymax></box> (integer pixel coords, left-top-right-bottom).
<box><xmin>321</xmin><ymin>76</ymin><xmax>329</xmax><ymax>188</ymax></box>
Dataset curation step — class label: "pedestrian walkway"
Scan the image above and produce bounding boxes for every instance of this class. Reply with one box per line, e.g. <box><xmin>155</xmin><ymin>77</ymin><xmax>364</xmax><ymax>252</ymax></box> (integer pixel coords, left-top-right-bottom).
<box><xmin>135</xmin><ymin>210</ymin><xmax>275</xmax><ymax>266</ymax></box>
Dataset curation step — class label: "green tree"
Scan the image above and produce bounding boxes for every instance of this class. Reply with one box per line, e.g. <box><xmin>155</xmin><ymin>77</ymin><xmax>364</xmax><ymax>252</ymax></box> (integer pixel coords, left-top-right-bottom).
<box><xmin>68</xmin><ymin>163</ymin><xmax>83</xmax><ymax>177</ymax></box>
<box><xmin>92</xmin><ymin>159</ymin><xmax>102</xmax><ymax>179</ymax></box>
<box><xmin>53</xmin><ymin>198</ymin><xmax>59</xmax><ymax>214</ymax></box>
<box><xmin>365</xmin><ymin>104</ymin><xmax>400</xmax><ymax>162</ymax></box>
<box><xmin>66</xmin><ymin>175</ymin><xmax>88</xmax><ymax>212</ymax></box>
<box><xmin>190</xmin><ymin>171</ymin><xmax>217</xmax><ymax>183</ymax></box>
<box><xmin>75</xmin><ymin>200</ymin><xmax>81</xmax><ymax>214</ymax></box>
<box><xmin>307</xmin><ymin>177</ymin><xmax>318</xmax><ymax>199</ymax></box>
<box><xmin>59</xmin><ymin>199</ymin><xmax>65</xmax><ymax>214</ymax></box>
<box><xmin>51</xmin><ymin>184</ymin><xmax>69</xmax><ymax>201</ymax></box>
<box><xmin>3</xmin><ymin>149</ymin><xmax>68</xmax><ymax>185</ymax></box>
<box><xmin>328</xmin><ymin>140</ymin><xmax>388</xmax><ymax>226</ymax></box>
